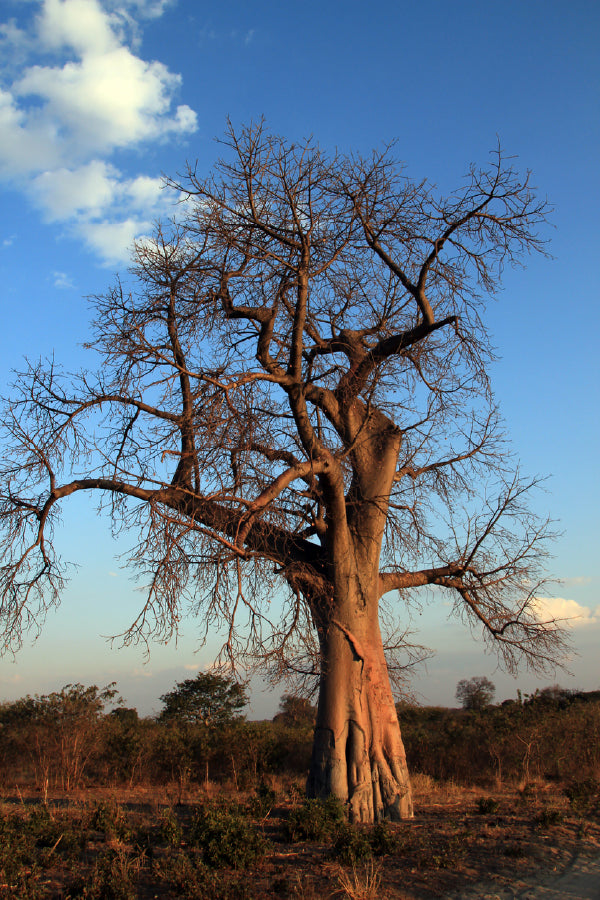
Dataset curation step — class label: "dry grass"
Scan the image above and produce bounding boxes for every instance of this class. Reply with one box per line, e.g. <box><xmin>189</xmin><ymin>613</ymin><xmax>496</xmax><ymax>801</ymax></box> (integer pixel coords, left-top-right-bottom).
<box><xmin>411</xmin><ymin>772</ymin><xmax>474</xmax><ymax>803</ymax></box>
<box><xmin>336</xmin><ymin>860</ymin><xmax>383</xmax><ymax>899</ymax></box>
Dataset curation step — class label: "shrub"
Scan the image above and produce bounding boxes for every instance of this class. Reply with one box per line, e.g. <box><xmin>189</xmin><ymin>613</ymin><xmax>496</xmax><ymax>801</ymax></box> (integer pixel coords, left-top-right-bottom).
<box><xmin>536</xmin><ymin>808</ymin><xmax>563</xmax><ymax>828</ymax></box>
<box><xmin>157</xmin><ymin>851</ymin><xmax>254</xmax><ymax>900</ymax></box>
<box><xmin>476</xmin><ymin>797</ymin><xmax>499</xmax><ymax>814</ymax></box>
<box><xmin>564</xmin><ymin>777</ymin><xmax>600</xmax><ymax>814</ymax></box>
<box><xmin>88</xmin><ymin>848</ymin><xmax>142</xmax><ymax>900</ymax></box>
<box><xmin>286</xmin><ymin>796</ymin><xmax>346</xmax><ymax>842</ymax></box>
<box><xmin>369</xmin><ymin>820</ymin><xmax>399</xmax><ymax>856</ymax></box>
<box><xmin>247</xmin><ymin>780</ymin><xmax>277</xmax><ymax>817</ymax></box>
<box><xmin>189</xmin><ymin>806</ymin><xmax>268</xmax><ymax>869</ymax></box>
<box><xmin>159</xmin><ymin>807</ymin><xmax>183</xmax><ymax>846</ymax></box>
<box><xmin>0</xmin><ymin>810</ymin><xmax>36</xmax><ymax>889</ymax></box>
<box><xmin>332</xmin><ymin>823</ymin><xmax>373</xmax><ymax>865</ymax></box>
<box><xmin>153</xmin><ymin>849</ymin><xmax>207</xmax><ymax>899</ymax></box>
<box><xmin>24</xmin><ymin>806</ymin><xmax>85</xmax><ymax>863</ymax></box>
<box><xmin>89</xmin><ymin>800</ymin><xmax>132</xmax><ymax>841</ymax></box>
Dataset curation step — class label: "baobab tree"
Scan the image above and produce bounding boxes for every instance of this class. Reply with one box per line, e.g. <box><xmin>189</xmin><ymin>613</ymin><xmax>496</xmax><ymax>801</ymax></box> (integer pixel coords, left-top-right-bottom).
<box><xmin>0</xmin><ymin>123</ymin><xmax>567</xmax><ymax>822</ymax></box>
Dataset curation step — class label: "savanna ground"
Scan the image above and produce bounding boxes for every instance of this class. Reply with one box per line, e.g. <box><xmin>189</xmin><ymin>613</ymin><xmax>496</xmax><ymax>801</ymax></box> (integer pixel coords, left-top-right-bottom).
<box><xmin>2</xmin><ymin>774</ymin><xmax>599</xmax><ymax>900</ymax></box>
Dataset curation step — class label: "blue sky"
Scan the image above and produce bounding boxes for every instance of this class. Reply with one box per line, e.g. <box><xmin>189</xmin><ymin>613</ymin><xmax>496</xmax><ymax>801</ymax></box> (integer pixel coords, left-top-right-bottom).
<box><xmin>0</xmin><ymin>0</ymin><xmax>598</xmax><ymax>717</ymax></box>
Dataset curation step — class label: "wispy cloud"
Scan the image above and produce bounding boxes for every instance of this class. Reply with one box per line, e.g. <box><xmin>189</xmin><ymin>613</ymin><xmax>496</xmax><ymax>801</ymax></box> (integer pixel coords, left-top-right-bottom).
<box><xmin>198</xmin><ymin>24</ymin><xmax>257</xmax><ymax>47</ymax></box>
<box><xmin>197</xmin><ymin>25</ymin><xmax>216</xmax><ymax>41</ymax></box>
<box><xmin>131</xmin><ymin>667</ymin><xmax>153</xmax><ymax>678</ymax></box>
<box><xmin>0</xmin><ymin>0</ymin><xmax>198</xmax><ymax>264</ymax></box>
<box><xmin>53</xmin><ymin>270</ymin><xmax>75</xmax><ymax>288</ymax></box>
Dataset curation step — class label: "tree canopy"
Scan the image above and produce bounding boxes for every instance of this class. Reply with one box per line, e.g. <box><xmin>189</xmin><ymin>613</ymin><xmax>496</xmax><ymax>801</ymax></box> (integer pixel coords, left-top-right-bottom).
<box><xmin>275</xmin><ymin>693</ymin><xmax>317</xmax><ymax>728</ymax></box>
<box><xmin>158</xmin><ymin>672</ymin><xmax>248</xmax><ymax>727</ymax></box>
<box><xmin>0</xmin><ymin>683</ymin><xmax>120</xmax><ymax>727</ymax></box>
<box><xmin>455</xmin><ymin>676</ymin><xmax>496</xmax><ymax>711</ymax></box>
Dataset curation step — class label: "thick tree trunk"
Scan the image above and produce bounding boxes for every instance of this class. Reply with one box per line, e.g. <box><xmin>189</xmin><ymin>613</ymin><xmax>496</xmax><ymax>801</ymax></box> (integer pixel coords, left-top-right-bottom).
<box><xmin>306</xmin><ymin>603</ymin><xmax>413</xmax><ymax>823</ymax></box>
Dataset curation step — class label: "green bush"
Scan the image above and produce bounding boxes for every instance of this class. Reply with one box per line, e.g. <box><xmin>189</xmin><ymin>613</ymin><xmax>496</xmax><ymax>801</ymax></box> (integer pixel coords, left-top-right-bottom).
<box><xmin>153</xmin><ymin>849</ymin><xmax>207</xmax><ymax>899</ymax></box>
<box><xmin>189</xmin><ymin>806</ymin><xmax>268</xmax><ymax>869</ymax></box>
<box><xmin>88</xmin><ymin>848</ymin><xmax>141</xmax><ymax>900</ymax></box>
<box><xmin>370</xmin><ymin>820</ymin><xmax>399</xmax><ymax>856</ymax></box>
<box><xmin>0</xmin><ymin>811</ymin><xmax>36</xmax><ymax>888</ymax></box>
<box><xmin>159</xmin><ymin>807</ymin><xmax>183</xmax><ymax>845</ymax></box>
<box><xmin>331</xmin><ymin>823</ymin><xmax>373</xmax><ymax>864</ymax></box>
<box><xmin>247</xmin><ymin>780</ymin><xmax>277</xmax><ymax>817</ymax></box>
<box><xmin>286</xmin><ymin>796</ymin><xmax>346</xmax><ymax>842</ymax></box>
<box><xmin>89</xmin><ymin>800</ymin><xmax>132</xmax><ymax>841</ymax></box>
<box><xmin>155</xmin><ymin>849</ymin><xmax>254</xmax><ymax>900</ymax></box>
<box><xmin>26</xmin><ymin>806</ymin><xmax>85</xmax><ymax>863</ymax></box>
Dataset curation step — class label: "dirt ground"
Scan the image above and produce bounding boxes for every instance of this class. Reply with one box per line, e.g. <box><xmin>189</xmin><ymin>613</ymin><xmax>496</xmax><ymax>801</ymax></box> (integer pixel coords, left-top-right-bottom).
<box><xmin>448</xmin><ymin>851</ymin><xmax>600</xmax><ymax>900</ymax></box>
<box><xmin>1</xmin><ymin>777</ymin><xmax>599</xmax><ymax>899</ymax></box>
<box><xmin>278</xmin><ymin>780</ymin><xmax>600</xmax><ymax>900</ymax></box>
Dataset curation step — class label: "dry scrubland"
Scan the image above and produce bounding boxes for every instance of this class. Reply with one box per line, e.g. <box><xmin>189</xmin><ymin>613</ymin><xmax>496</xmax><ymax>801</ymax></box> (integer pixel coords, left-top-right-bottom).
<box><xmin>1</xmin><ymin>687</ymin><xmax>599</xmax><ymax>899</ymax></box>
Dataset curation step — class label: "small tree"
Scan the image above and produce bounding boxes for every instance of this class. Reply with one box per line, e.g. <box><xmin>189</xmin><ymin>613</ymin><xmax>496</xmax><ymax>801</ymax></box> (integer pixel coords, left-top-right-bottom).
<box><xmin>158</xmin><ymin>672</ymin><xmax>248</xmax><ymax>727</ymax></box>
<box><xmin>456</xmin><ymin>676</ymin><xmax>496</xmax><ymax>711</ymax></box>
<box><xmin>158</xmin><ymin>672</ymin><xmax>248</xmax><ymax>793</ymax></box>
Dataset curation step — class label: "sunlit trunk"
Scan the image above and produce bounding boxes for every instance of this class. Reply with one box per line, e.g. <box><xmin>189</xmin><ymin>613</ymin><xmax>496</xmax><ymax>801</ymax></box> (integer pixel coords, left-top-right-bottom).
<box><xmin>307</xmin><ymin>575</ymin><xmax>413</xmax><ymax>823</ymax></box>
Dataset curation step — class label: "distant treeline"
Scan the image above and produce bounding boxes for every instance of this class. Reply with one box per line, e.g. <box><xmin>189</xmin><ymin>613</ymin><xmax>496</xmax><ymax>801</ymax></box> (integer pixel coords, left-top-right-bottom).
<box><xmin>0</xmin><ymin>681</ymin><xmax>599</xmax><ymax>794</ymax></box>
<box><xmin>401</xmin><ymin>687</ymin><xmax>600</xmax><ymax>785</ymax></box>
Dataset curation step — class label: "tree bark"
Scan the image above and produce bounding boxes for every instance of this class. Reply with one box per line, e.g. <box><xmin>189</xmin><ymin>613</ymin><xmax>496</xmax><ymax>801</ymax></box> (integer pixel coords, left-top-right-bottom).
<box><xmin>306</xmin><ymin>595</ymin><xmax>413</xmax><ymax>823</ymax></box>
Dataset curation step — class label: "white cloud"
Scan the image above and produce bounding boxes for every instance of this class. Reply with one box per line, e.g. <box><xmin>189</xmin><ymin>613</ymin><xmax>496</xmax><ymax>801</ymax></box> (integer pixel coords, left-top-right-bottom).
<box><xmin>16</xmin><ymin>51</ymin><xmax>195</xmax><ymax>153</ymax></box>
<box><xmin>30</xmin><ymin>162</ymin><xmax>166</xmax><ymax>261</ymax></box>
<box><xmin>32</xmin><ymin>160</ymin><xmax>120</xmax><ymax>221</ymax></box>
<box><xmin>0</xmin><ymin>0</ymin><xmax>198</xmax><ymax>264</ymax></box>
<box><xmin>0</xmin><ymin>18</ymin><xmax>36</xmax><ymax>66</ymax></box>
<box><xmin>125</xmin><ymin>173</ymin><xmax>164</xmax><ymax>208</ymax></box>
<box><xmin>184</xmin><ymin>663</ymin><xmax>200</xmax><ymax>671</ymax></box>
<box><xmin>172</xmin><ymin>103</ymin><xmax>197</xmax><ymax>133</ymax></box>
<box><xmin>0</xmin><ymin>87</ymin><xmax>62</xmax><ymax>175</ymax></box>
<box><xmin>80</xmin><ymin>217</ymin><xmax>151</xmax><ymax>265</ymax></box>
<box><xmin>36</xmin><ymin>0</ymin><xmax>119</xmax><ymax>56</ymax></box>
<box><xmin>32</xmin><ymin>161</ymin><xmax>164</xmax><ymax>223</ymax></box>
<box><xmin>533</xmin><ymin>597</ymin><xmax>600</xmax><ymax>628</ymax></box>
